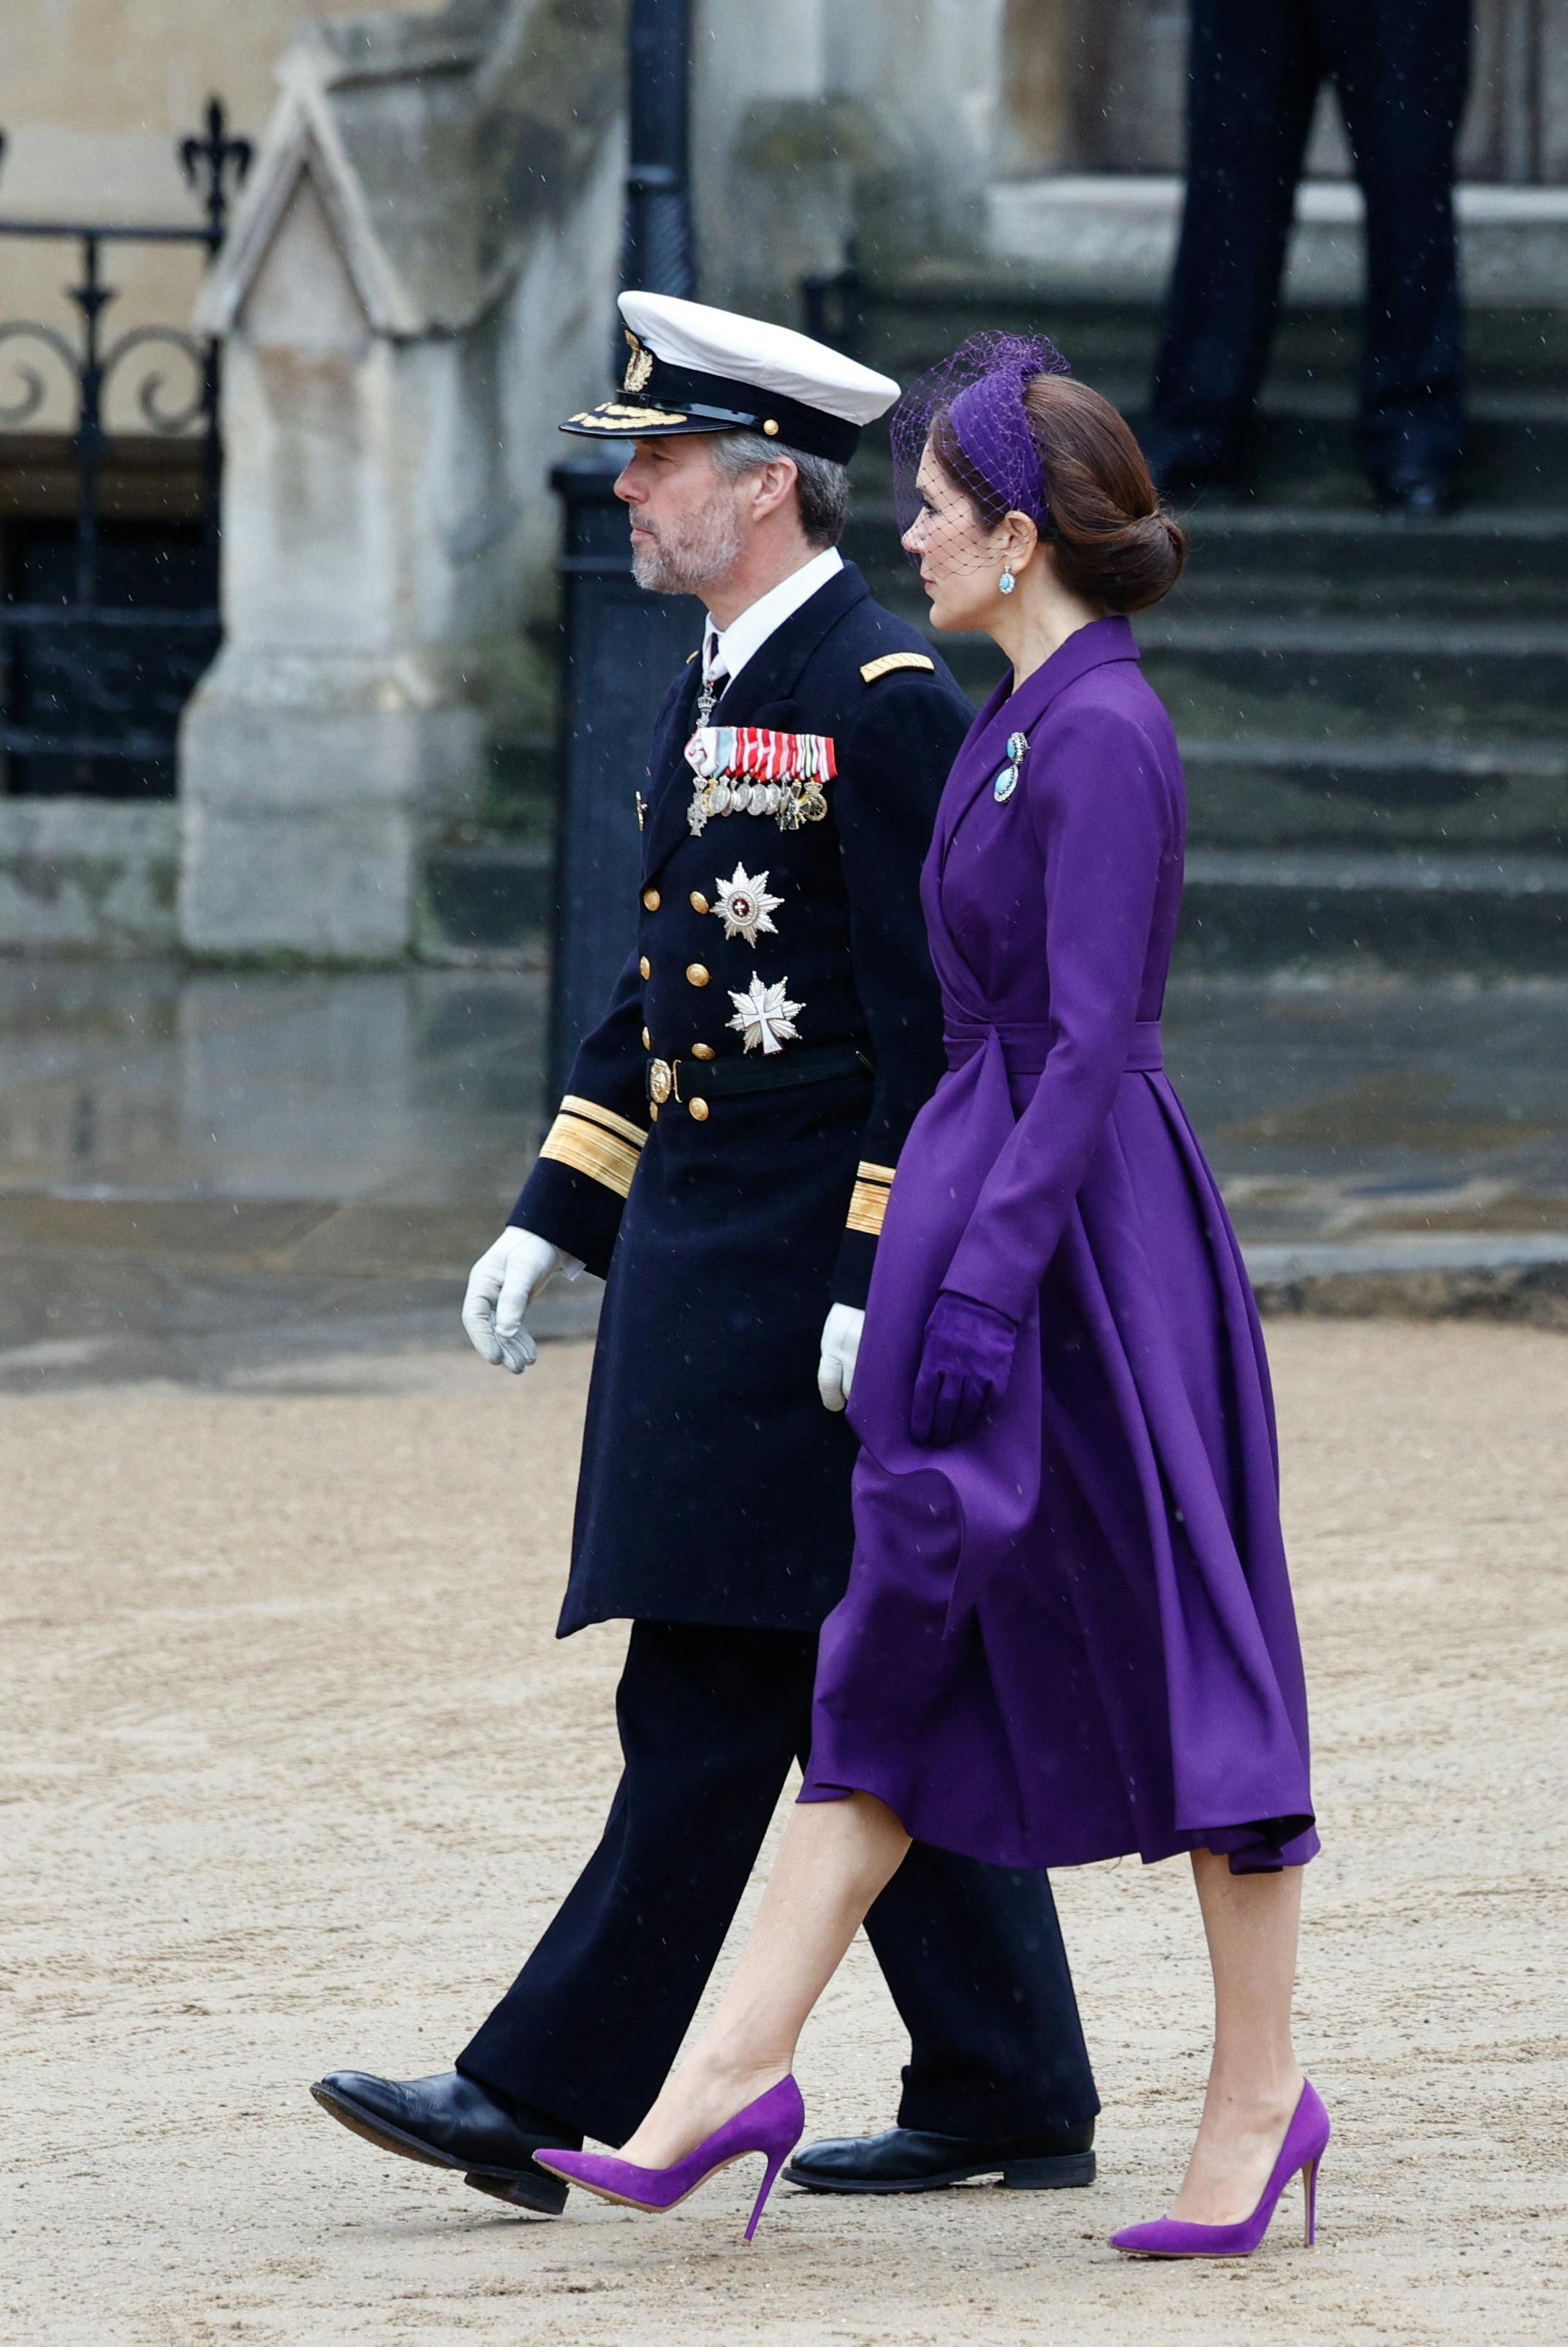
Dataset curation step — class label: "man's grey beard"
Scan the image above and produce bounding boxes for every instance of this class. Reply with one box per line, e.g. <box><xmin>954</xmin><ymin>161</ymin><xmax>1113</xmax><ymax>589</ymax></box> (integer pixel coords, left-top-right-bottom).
<box><xmin>630</xmin><ymin>494</ymin><xmax>743</xmax><ymax>594</ymax></box>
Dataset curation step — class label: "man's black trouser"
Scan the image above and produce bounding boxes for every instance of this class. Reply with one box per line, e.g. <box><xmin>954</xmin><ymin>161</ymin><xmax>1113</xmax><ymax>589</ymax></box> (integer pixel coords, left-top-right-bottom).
<box><xmin>1148</xmin><ymin>0</ymin><xmax>1471</xmax><ymax>482</ymax></box>
<box><xmin>458</xmin><ymin>1620</ymin><xmax>1099</xmax><ymax>2147</ymax></box>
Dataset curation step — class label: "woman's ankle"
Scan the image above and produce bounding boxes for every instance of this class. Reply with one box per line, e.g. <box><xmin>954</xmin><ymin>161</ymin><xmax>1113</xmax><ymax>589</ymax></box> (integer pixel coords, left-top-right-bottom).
<box><xmin>1200</xmin><ymin>2064</ymin><xmax>1303</xmax><ymax>2128</ymax></box>
<box><xmin>692</xmin><ymin>2037</ymin><xmax>792</xmax><ymax>2098</ymax></box>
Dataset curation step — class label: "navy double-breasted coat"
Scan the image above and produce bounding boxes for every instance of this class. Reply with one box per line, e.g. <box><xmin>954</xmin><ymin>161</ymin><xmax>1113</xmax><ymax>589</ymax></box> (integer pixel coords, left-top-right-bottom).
<box><xmin>513</xmin><ymin>561</ymin><xmax>973</xmax><ymax>1634</ymax></box>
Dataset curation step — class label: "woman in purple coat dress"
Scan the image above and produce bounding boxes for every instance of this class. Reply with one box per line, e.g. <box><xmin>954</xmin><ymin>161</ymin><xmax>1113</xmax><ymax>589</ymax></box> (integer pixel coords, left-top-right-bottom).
<box><xmin>538</xmin><ymin>340</ymin><xmax>1328</xmax><ymax>2262</ymax></box>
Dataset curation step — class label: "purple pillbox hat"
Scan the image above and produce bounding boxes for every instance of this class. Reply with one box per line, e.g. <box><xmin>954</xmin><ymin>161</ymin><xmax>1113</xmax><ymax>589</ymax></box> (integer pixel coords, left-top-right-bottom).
<box><xmin>949</xmin><ymin>366</ymin><xmax>1053</xmax><ymax>528</ymax></box>
<box><xmin>890</xmin><ymin>330</ymin><xmax>1072</xmax><ymax>545</ymax></box>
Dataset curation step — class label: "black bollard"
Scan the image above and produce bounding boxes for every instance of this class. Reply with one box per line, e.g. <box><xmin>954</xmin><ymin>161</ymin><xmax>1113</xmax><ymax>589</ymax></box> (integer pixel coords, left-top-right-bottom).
<box><xmin>545</xmin><ymin>0</ymin><xmax>699</xmax><ymax>1106</ymax></box>
<box><xmin>547</xmin><ymin>452</ymin><xmax>701</xmax><ymax>1105</ymax></box>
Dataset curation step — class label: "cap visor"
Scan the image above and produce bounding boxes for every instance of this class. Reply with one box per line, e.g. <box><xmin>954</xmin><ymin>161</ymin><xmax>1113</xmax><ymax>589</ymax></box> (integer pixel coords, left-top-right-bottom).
<box><xmin>559</xmin><ymin>400</ymin><xmax>715</xmax><ymax>439</ymax></box>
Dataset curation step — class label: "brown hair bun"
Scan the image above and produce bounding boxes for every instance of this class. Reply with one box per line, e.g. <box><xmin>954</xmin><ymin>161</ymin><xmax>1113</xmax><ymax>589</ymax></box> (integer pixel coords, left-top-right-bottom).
<box><xmin>1021</xmin><ymin>374</ymin><xmax>1186</xmax><ymax>613</ymax></box>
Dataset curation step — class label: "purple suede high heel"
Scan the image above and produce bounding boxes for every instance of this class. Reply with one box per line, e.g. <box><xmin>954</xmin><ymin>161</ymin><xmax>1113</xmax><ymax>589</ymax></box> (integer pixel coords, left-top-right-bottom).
<box><xmin>536</xmin><ymin>2076</ymin><xmax>805</xmax><ymax>2243</ymax></box>
<box><xmin>1111</xmin><ymin>2077</ymin><xmax>1330</xmax><ymax>2259</ymax></box>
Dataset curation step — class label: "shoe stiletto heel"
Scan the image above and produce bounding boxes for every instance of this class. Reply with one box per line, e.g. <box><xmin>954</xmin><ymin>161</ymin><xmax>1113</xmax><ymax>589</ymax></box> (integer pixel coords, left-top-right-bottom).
<box><xmin>536</xmin><ymin>2076</ymin><xmax>805</xmax><ymax>2243</ymax></box>
<box><xmin>1110</xmin><ymin>2077</ymin><xmax>1331</xmax><ymax>2260</ymax></box>
<box><xmin>744</xmin><ymin>2143</ymin><xmax>792</xmax><ymax>2242</ymax></box>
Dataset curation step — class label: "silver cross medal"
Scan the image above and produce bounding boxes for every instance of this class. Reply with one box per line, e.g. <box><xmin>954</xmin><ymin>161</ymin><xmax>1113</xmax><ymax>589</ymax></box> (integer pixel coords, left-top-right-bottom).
<box><xmin>728</xmin><ymin>974</ymin><xmax>803</xmax><ymax>1055</ymax></box>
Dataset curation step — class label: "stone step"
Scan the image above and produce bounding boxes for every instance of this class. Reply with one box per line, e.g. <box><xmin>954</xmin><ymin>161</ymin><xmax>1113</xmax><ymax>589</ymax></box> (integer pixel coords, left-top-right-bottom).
<box><xmin>850</xmin><ymin>400</ymin><xmax>1568</xmax><ymax>511</ymax></box>
<box><xmin>845</xmin><ymin>505</ymin><xmax>1568</xmax><ymax>619</ymax></box>
<box><xmin>982</xmin><ymin>175</ymin><xmax>1568</xmax><ymax>316</ymax></box>
<box><xmin>1144</xmin><ymin>618</ymin><xmax>1568</xmax><ymax>743</ymax></box>
<box><xmin>1177</xmin><ymin>847</ymin><xmax>1568</xmax><ymax>974</ymax></box>
<box><xmin>427</xmin><ymin>843</ymin><xmax>1568</xmax><ymax>978</ymax></box>
<box><xmin>912</xmin><ymin>617</ymin><xmax>1568</xmax><ymax>743</ymax></box>
<box><xmin>860</xmin><ymin>276</ymin><xmax>1568</xmax><ymax>400</ymax></box>
<box><xmin>1182</xmin><ymin>738</ymin><xmax>1568</xmax><ymax>857</ymax></box>
<box><xmin>1192</xmin><ymin>734</ymin><xmax>1568</xmax><ymax>849</ymax></box>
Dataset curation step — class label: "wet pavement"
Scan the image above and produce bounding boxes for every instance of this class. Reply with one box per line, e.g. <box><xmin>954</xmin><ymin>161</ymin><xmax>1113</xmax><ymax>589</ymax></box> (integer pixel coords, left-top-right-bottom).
<box><xmin>3</xmin><ymin>957</ymin><xmax>1568</xmax><ymax>1387</ymax></box>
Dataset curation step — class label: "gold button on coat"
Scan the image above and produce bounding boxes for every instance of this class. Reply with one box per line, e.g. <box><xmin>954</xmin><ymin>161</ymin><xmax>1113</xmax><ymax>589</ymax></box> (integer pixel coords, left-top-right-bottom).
<box><xmin>685</xmin><ymin>963</ymin><xmax>710</xmax><ymax>987</ymax></box>
<box><xmin>638</xmin><ymin>955</ymin><xmax>651</xmax><ymax>979</ymax></box>
<box><xmin>691</xmin><ymin>1042</ymin><xmax>716</xmax><ymax>1060</ymax></box>
<box><xmin>643</xmin><ymin>887</ymin><xmax>661</xmax><ymax>911</ymax></box>
<box><xmin>640</xmin><ymin>1026</ymin><xmax>651</xmax><ymax>1050</ymax></box>
<box><xmin>688</xmin><ymin>1096</ymin><xmax>711</xmax><ymax>1121</ymax></box>
<box><xmin>689</xmin><ymin>891</ymin><xmax>709</xmax><ymax>914</ymax></box>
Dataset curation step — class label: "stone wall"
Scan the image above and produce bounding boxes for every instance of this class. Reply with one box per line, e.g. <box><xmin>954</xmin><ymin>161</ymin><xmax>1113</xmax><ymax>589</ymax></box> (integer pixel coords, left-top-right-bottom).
<box><xmin>0</xmin><ymin>0</ymin><xmax>433</xmax><ymax>433</ymax></box>
<box><xmin>691</xmin><ymin>0</ymin><xmax>1011</xmax><ymax>312</ymax></box>
<box><xmin>178</xmin><ymin>0</ymin><xmax>628</xmax><ymax>963</ymax></box>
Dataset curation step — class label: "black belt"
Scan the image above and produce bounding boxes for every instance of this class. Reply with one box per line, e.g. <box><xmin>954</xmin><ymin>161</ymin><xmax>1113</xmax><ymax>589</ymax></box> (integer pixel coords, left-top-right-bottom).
<box><xmin>648</xmin><ymin>1041</ymin><xmax>873</xmax><ymax>1106</ymax></box>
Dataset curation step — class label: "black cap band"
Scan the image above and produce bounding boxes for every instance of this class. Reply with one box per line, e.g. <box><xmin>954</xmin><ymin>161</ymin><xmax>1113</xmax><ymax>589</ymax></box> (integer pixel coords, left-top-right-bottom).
<box><xmin>560</xmin><ymin>341</ymin><xmax>863</xmax><ymax>463</ymax></box>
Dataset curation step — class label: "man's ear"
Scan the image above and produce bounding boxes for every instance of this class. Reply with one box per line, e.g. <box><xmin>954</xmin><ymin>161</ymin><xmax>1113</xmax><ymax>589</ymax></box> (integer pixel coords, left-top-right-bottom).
<box><xmin>749</xmin><ymin>456</ymin><xmax>802</xmax><ymax>524</ymax></box>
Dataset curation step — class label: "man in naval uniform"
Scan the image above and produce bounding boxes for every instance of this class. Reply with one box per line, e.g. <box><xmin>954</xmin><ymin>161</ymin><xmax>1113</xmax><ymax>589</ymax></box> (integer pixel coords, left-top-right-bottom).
<box><xmin>312</xmin><ymin>295</ymin><xmax>1099</xmax><ymax>2214</ymax></box>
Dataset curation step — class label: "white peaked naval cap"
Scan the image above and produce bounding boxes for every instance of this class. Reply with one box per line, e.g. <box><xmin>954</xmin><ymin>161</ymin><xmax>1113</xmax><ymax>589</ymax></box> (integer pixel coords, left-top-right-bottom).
<box><xmin>559</xmin><ymin>290</ymin><xmax>901</xmax><ymax>464</ymax></box>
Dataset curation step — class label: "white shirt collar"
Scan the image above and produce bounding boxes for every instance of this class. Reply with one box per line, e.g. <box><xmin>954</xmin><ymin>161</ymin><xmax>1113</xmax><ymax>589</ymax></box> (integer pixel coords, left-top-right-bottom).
<box><xmin>702</xmin><ymin>546</ymin><xmax>844</xmax><ymax>687</ymax></box>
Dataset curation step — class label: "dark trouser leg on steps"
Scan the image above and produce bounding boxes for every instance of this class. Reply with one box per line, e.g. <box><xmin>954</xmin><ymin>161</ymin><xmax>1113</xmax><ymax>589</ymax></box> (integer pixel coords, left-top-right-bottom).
<box><xmin>1146</xmin><ymin>0</ymin><xmax>1323</xmax><ymax>478</ymax></box>
<box><xmin>1317</xmin><ymin>0</ymin><xmax>1469</xmax><ymax>486</ymax></box>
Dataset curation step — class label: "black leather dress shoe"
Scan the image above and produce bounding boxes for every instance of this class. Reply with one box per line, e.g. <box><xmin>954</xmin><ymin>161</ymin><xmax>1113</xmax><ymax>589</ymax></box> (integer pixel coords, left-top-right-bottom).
<box><xmin>1375</xmin><ymin>469</ymin><xmax>1454</xmax><ymax>518</ymax></box>
<box><xmin>310</xmin><ymin>2069</ymin><xmax>577</xmax><ymax>2215</ymax></box>
<box><xmin>785</xmin><ymin>2119</ymin><xmax>1096</xmax><ymax>2195</ymax></box>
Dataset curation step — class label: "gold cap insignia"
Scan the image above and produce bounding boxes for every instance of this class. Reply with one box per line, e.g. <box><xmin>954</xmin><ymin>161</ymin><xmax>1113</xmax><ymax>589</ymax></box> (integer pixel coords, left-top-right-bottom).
<box><xmin>623</xmin><ymin>331</ymin><xmax>654</xmax><ymax>394</ymax></box>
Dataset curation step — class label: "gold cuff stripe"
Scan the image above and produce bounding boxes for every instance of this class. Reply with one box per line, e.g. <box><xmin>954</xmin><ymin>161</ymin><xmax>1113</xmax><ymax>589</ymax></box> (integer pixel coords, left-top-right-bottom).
<box><xmin>847</xmin><ymin>1178</ymin><xmax>893</xmax><ymax>1237</ymax></box>
<box><xmin>860</xmin><ymin>652</ymin><xmax>936</xmax><ymax>683</ymax></box>
<box><xmin>856</xmin><ymin>1160</ymin><xmax>898</xmax><ymax>1186</ymax></box>
<box><xmin>561</xmin><ymin>1093</ymin><xmax>647</xmax><ymax>1150</ymax></box>
<box><xmin>540</xmin><ymin>1113</ymin><xmax>642</xmax><ymax>1199</ymax></box>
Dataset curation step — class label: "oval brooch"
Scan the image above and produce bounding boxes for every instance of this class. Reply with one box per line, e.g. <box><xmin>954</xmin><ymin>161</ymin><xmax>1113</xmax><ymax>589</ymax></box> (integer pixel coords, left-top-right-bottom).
<box><xmin>993</xmin><ymin>731</ymin><xmax>1029</xmax><ymax>803</ymax></box>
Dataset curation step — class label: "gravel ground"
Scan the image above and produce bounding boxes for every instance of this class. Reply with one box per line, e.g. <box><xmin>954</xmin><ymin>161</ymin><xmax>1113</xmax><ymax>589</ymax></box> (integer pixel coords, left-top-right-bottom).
<box><xmin>2</xmin><ymin>1320</ymin><xmax>1565</xmax><ymax>2346</ymax></box>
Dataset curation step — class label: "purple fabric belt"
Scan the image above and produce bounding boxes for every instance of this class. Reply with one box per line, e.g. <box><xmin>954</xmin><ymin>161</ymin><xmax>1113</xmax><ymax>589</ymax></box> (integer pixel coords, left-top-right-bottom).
<box><xmin>944</xmin><ymin>1016</ymin><xmax>1164</xmax><ymax>1077</ymax></box>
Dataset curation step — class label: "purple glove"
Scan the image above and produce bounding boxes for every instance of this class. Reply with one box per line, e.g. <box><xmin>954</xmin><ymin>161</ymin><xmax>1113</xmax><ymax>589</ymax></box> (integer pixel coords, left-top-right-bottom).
<box><xmin>911</xmin><ymin>1290</ymin><xmax>1021</xmax><ymax>1447</ymax></box>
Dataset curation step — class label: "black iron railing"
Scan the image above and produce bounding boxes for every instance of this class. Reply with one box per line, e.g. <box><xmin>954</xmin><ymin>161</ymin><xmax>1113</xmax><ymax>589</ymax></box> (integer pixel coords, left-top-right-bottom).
<box><xmin>0</xmin><ymin>99</ymin><xmax>251</xmax><ymax>797</ymax></box>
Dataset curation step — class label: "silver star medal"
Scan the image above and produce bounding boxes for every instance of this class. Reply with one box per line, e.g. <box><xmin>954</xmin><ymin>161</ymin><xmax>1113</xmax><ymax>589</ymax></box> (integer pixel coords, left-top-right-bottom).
<box><xmin>712</xmin><ymin>864</ymin><xmax>782</xmax><ymax>947</ymax></box>
<box><xmin>728</xmin><ymin>972</ymin><xmax>803</xmax><ymax>1055</ymax></box>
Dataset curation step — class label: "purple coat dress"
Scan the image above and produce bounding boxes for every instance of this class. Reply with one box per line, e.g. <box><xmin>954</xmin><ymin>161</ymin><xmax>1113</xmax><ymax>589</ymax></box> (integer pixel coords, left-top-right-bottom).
<box><xmin>800</xmin><ymin>617</ymin><xmax>1318</xmax><ymax>1876</ymax></box>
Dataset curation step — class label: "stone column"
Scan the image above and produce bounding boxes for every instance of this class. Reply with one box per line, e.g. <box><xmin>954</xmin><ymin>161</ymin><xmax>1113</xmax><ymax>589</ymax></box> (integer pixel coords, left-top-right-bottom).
<box><xmin>179</xmin><ymin>0</ymin><xmax>626</xmax><ymax>964</ymax></box>
<box><xmin>181</xmin><ymin>170</ymin><xmax>496</xmax><ymax>961</ymax></box>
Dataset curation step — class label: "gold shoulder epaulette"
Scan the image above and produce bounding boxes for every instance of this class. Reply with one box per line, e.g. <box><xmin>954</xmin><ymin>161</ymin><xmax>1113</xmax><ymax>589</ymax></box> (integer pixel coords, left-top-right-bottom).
<box><xmin>861</xmin><ymin>651</ymin><xmax>936</xmax><ymax>684</ymax></box>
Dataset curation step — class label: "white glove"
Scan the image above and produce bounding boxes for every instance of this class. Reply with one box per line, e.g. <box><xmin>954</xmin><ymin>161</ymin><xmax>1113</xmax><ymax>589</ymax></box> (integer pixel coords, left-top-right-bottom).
<box><xmin>817</xmin><ymin>1302</ymin><xmax>865</xmax><ymax>1413</ymax></box>
<box><xmin>462</xmin><ymin>1226</ymin><xmax>582</xmax><ymax>1374</ymax></box>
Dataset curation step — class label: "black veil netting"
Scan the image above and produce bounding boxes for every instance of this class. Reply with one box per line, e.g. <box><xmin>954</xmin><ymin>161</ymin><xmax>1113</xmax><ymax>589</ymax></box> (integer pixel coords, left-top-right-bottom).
<box><xmin>889</xmin><ymin>330</ymin><xmax>1073</xmax><ymax>569</ymax></box>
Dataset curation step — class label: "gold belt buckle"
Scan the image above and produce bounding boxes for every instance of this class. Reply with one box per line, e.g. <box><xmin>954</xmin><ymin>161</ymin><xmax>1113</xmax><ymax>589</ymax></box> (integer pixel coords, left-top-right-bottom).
<box><xmin>648</xmin><ymin>1057</ymin><xmax>680</xmax><ymax>1106</ymax></box>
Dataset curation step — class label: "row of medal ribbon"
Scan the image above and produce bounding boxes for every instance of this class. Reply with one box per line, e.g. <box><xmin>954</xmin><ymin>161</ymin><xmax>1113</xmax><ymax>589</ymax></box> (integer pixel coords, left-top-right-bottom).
<box><xmin>684</xmin><ymin>724</ymin><xmax>838</xmax><ymax>834</ymax></box>
<box><xmin>685</xmin><ymin>724</ymin><xmax>838</xmax><ymax>783</ymax></box>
